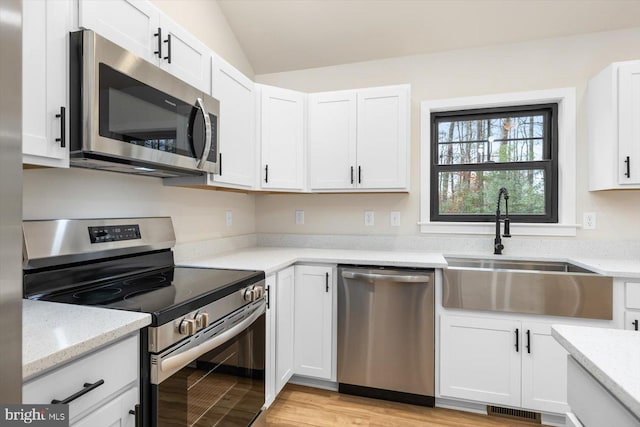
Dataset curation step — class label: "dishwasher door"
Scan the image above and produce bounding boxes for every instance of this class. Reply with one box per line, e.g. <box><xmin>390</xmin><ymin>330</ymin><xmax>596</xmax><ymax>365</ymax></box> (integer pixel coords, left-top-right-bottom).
<box><xmin>337</xmin><ymin>266</ymin><xmax>435</xmax><ymax>406</ymax></box>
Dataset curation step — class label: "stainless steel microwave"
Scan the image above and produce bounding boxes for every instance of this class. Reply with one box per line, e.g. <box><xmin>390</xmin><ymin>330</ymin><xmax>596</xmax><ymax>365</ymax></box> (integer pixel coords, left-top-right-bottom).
<box><xmin>69</xmin><ymin>30</ymin><xmax>219</xmax><ymax>178</ymax></box>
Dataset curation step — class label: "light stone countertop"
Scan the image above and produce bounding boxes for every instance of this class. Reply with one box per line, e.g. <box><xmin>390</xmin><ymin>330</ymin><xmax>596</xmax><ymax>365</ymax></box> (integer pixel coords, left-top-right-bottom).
<box><xmin>570</xmin><ymin>257</ymin><xmax>640</xmax><ymax>279</ymax></box>
<box><xmin>178</xmin><ymin>247</ymin><xmax>448</xmax><ymax>274</ymax></box>
<box><xmin>23</xmin><ymin>300</ymin><xmax>151</xmax><ymax>381</ymax></box>
<box><xmin>552</xmin><ymin>324</ymin><xmax>640</xmax><ymax>418</ymax></box>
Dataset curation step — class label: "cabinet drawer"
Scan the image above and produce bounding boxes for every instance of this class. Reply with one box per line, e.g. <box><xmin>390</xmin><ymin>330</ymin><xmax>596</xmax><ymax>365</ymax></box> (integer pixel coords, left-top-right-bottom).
<box><xmin>24</xmin><ymin>334</ymin><xmax>138</xmax><ymax>422</ymax></box>
<box><xmin>625</xmin><ymin>282</ymin><xmax>640</xmax><ymax>309</ymax></box>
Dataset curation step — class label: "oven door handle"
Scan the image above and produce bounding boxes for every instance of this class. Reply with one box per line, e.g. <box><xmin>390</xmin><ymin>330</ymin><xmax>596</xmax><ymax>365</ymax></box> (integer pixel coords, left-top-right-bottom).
<box><xmin>159</xmin><ymin>302</ymin><xmax>264</xmax><ymax>381</ymax></box>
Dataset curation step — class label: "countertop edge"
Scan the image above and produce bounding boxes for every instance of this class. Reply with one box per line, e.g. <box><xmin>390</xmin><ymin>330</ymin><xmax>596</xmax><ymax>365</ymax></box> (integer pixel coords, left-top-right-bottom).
<box><xmin>23</xmin><ymin>315</ymin><xmax>151</xmax><ymax>381</ymax></box>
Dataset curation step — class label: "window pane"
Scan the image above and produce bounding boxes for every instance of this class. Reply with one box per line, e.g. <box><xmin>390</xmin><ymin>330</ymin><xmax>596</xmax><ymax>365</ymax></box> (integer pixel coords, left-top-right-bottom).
<box><xmin>438</xmin><ymin>169</ymin><xmax>546</xmax><ymax>216</ymax></box>
<box><xmin>437</xmin><ymin>115</ymin><xmax>545</xmax><ymax>165</ymax></box>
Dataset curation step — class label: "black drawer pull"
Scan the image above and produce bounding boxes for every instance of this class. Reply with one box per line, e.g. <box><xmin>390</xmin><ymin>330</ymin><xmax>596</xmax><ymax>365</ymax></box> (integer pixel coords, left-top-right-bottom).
<box><xmin>55</xmin><ymin>106</ymin><xmax>66</xmax><ymax>148</ymax></box>
<box><xmin>358</xmin><ymin>165</ymin><xmax>362</xmax><ymax>184</ymax></box>
<box><xmin>51</xmin><ymin>379</ymin><xmax>104</xmax><ymax>404</ymax></box>
<box><xmin>625</xmin><ymin>156</ymin><xmax>631</xmax><ymax>178</ymax></box>
<box><xmin>266</xmin><ymin>285</ymin><xmax>270</xmax><ymax>309</ymax></box>
<box><xmin>633</xmin><ymin>320</ymin><xmax>639</xmax><ymax>331</ymax></box>
<box><xmin>265</xmin><ymin>164</ymin><xmax>269</xmax><ymax>183</ymax></box>
<box><xmin>526</xmin><ymin>329</ymin><xmax>531</xmax><ymax>354</ymax></box>
<box><xmin>325</xmin><ymin>272</ymin><xmax>329</xmax><ymax>292</ymax></box>
<box><xmin>514</xmin><ymin>328</ymin><xmax>519</xmax><ymax>352</ymax></box>
<box><xmin>154</xmin><ymin>27</ymin><xmax>162</xmax><ymax>58</ymax></box>
<box><xmin>164</xmin><ymin>33</ymin><xmax>172</xmax><ymax>64</ymax></box>
<box><xmin>350</xmin><ymin>166</ymin><xmax>354</xmax><ymax>184</ymax></box>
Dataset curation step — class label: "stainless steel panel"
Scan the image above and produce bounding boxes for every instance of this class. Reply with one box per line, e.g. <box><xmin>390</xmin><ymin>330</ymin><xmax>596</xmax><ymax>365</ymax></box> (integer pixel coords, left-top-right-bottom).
<box><xmin>148</xmin><ymin>280</ymin><xmax>265</xmax><ymax>352</ymax></box>
<box><xmin>445</xmin><ymin>256</ymin><xmax>594</xmax><ymax>273</ymax></box>
<box><xmin>75</xmin><ymin>30</ymin><xmax>220</xmax><ymax>174</ymax></box>
<box><xmin>23</xmin><ymin>217</ymin><xmax>176</xmax><ymax>269</ymax></box>
<box><xmin>338</xmin><ymin>267</ymin><xmax>435</xmax><ymax>396</ymax></box>
<box><xmin>443</xmin><ymin>264</ymin><xmax>613</xmax><ymax>319</ymax></box>
<box><xmin>0</xmin><ymin>0</ymin><xmax>23</xmax><ymax>403</ymax></box>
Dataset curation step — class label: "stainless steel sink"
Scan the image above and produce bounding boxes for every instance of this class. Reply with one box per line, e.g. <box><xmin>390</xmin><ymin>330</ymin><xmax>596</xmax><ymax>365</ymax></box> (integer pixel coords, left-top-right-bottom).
<box><xmin>443</xmin><ymin>256</ymin><xmax>612</xmax><ymax>320</ymax></box>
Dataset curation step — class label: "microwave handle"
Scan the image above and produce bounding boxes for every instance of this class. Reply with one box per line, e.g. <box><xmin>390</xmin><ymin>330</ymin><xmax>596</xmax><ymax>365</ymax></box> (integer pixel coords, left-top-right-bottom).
<box><xmin>195</xmin><ymin>97</ymin><xmax>212</xmax><ymax>169</ymax></box>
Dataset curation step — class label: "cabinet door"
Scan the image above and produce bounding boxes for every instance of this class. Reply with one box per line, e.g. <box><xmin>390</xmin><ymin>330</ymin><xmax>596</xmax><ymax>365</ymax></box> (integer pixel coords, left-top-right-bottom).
<box><xmin>618</xmin><ymin>62</ymin><xmax>640</xmax><ymax>184</ymax></box>
<box><xmin>308</xmin><ymin>91</ymin><xmax>357</xmax><ymax>190</ymax></box>
<box><xmin>275</xmin><ymin>267</ymin><xmax>295</xmax><ymax>393</ymax></box>
<box><xmin>72</xmin><ymin>387</ymin><xmax>138</xmax><ymax>427</ymax></box>
<box><xmin>259</xmin><ymin>85</ymin><xmax>305</xmax><ymax>190</ymax></box>
<box><xmin>79</xmin><ymin>0</ymin><xmax>160</xmax><ymax>62</ymax></box>
<box><xmin>294</xmin><ymin>265</ymin><xmax>333</xmax><ymax>379</ymax></box>
<box><xmin>440</xmin><ymin>315</ymin><xmax>521</xmax><ymax>407</ymax></box>
<box><xmin>211</xmin><ymin>56</ymin><xmax>255</xmax><ymax>188</ymax></box>
<box><xmin>22</xmin><ymin>0</ymin><xmax>70</xmax><ymax>167</ymax></box>
<box><xmin>356</xmin><ymin>85</ymin><xmax>410</xmax><ymax>190</ymax></box>
<box><xmin>264</xmin><ymin>274</ymin><xmax>277</xmax><ymax>408</ymax></box>
<box><xmin>158</xmin><ymin>13</ymin><xmax>211</xmax><ymax>93</ymax></box>
<box><xmin>521</xmin><ymin>322</ymin><xmax>570</xmax><ymax>414</ymax></box>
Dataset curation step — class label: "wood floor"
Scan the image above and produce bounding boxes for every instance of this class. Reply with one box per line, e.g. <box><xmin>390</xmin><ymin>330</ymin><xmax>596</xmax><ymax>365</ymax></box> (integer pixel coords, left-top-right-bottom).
<box><xmin>266</xmin><ymin>384</ymin><xmax>543</xmax><ymax>427</ymax></box>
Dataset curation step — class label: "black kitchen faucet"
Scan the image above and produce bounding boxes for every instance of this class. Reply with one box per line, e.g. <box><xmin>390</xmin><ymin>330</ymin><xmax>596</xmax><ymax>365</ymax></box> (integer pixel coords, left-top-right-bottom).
<box><xmin>494</xmin><ymin>187</ymin><xmax>511</xmax><ymax>255</ymax></box>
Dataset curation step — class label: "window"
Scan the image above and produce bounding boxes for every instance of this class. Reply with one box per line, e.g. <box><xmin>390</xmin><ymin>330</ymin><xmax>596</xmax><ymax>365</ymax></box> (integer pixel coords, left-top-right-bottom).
<box><xmin>431</xmin><ymin>104</ymin><xmax>558</xmax><ymax>223</ymax></box>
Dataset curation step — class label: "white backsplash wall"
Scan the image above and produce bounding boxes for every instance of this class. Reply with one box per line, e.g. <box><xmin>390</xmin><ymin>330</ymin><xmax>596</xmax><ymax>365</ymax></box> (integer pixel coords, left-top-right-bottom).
<box><xmin>255</xmin><ymin>27</ymin><xmax>640</xmax><ymax>241</ymax></box>
<box><xmin>23</xmin><ymin>168</ymin><xmax>256</xmax><ymax>244</ymax></box>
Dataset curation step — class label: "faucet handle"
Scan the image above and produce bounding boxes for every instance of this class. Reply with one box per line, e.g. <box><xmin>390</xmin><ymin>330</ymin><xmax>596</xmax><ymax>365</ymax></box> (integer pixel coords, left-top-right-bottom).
<box><xmin>503</xmin><ymin>218</ymin><xmax>511</xmax><ymax>238</ymax></box>
<box><xmin>494</xmin><ymin>242</ymin><xmax>504</xmax><ymax>255</ymax></box>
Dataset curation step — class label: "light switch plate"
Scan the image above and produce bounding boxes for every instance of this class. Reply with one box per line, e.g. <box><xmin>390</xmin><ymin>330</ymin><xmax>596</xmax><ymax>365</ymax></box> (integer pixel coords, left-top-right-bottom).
<box><xmin>295</xmin><ymin>210</ymin><xmax>304</xmax><ymax>225</ymax></box>
<box><xmin>390</xmin><ymin>211</ymin><xmax>401</xmax><ymax>227</ymax></box>
<box><xmin>225</xmin><ymin>210</ymin><xmax>233</xmax><ymax>227</ymax></box>
<box><xmin>364</xmin><ymin>211</ymin><xmax>375</xmax><ymax>226</ymax></box>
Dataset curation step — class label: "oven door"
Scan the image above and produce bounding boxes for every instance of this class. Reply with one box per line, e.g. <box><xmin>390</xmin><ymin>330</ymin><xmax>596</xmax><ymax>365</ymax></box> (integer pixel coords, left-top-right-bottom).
<box><xmin>151</xmin><ymin>301</ymin><xmax>265</xmax><ymax>427</ymax></box>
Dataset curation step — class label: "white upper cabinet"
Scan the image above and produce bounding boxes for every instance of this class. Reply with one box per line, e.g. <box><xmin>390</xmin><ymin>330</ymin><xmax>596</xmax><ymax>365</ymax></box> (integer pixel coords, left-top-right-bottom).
<box><xmin>22</xmin><ymin>0</ymin><xmax>71</xmax><ymax>167</ymax></box>
<box><xmin>258</xmin><ymin>84</ymin><xmax>306</xmax><ymax>191</ymax></box>
<box><xmin>79</xmin><ymin>0</ymin><xmax>210</xmax><ymax>92</ymax></box>
<box><xmin>210</xmin><ymin>56</ymin><xmax>256</xmax><ymax>188</ymax></box>
<box><xmin>588</xmin><ymin>60</ymin><xmax>640</xmax><ymax>190</ymax></box>
<box><xmin>356</xmin><ymin>85</ymin><xmax>410</xmax><ymax>190</ymax></box>
<box><xmin>308</xmin><ymin>91</ymin><xmax>358</xmax><ymax>190</ymax></box>
<box><xmin>308</xmin><ymin>85</ymin><xmax>410</xmax><ymax>191</ymax></box>
<box><xmin>78</xmin><ymin>0</ymin><xmax>160</xmax><ymax>62</ymax></box>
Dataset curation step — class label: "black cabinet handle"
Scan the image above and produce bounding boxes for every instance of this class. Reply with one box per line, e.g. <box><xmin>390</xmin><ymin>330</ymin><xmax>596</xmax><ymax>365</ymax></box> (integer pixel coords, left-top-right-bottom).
<box><xmin>55</xmin><ymin>106</ymin><xmax>65</xmax><ymax>148</ymax></box>
<box><xmin>350</xmin><ymin>166</ymin><xmax>354</xmax><ymax>184</ymax></box>
<box><xmin>625</xmin><ymin>156</ymin><xmax>631</xmax><ymax>178</ymax></box>
<box><xmin>325</xmin><ymin>272</ymin><xmax>329</xmax><ymax>292</ymax></box>
<box><xmin>51</xmin><ymin>379</ymin><xmax>104</xmax><ymax>404</ymax></box>
<box><xmin>163</xmin><ymin>33</ymin><xmax>172</xmax><ymax>64</ymax></box>
<box><xmin>358</xmin><ymin>166</ymin><xmax>362</xmax><ymax>184</ymax></box>
<box><xmin>265</xmin><ymin>285</ymin><xmax>270</xmax><ymax>309</ymax></box>
<box><xmin>633</xmin><ymin>320</ymin><xmax>639</xmax><ymax>331</ymax></box>
<box><xmin>265</xmin><ymin>164</ymin><xmax>269</xmax><ymax>183</ymax></box>
<box><xmin>219</xmin><ymin>153</ymin><xmax>222</xmax><ymax>176</ymax></box>
<box><xmin>154</xmin><ymin>27</ymin><xmax>162</xmax><ymax>58</ymax></box>
<box><xmin>514</xmin><ymin>328</ymin><xmax>519</xmax><ymax>352</ymax></box>
<box><xmin>526</xmin><ymin>329</ymin><xmax>531</xmax><ymax>354</ymax></box>
<box><xmin>129</xmin><ymin>404</ymin><xmax>141</xmax><ymax>427</ymax></box>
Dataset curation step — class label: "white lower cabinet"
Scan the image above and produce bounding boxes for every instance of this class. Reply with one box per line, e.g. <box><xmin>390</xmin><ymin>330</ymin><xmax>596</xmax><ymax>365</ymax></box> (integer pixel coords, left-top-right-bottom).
<box><xmin>293</xmin><ymin>265</ymin><xmax>334</xmax><ymax>380</ymax></box>
<box><xmin>265</xmin><ymin>268</ymin><xmax>295</xmax><ymax>408</ymax></box>
<box><xmin>23</xmin><ymin>334</ymin><xmax>140</xmax><ymax>426</ymax></box>
<box><xmin>440</xmin><ymin>314</ymin><xmax>569</xmax><ymax>414</ymax></box>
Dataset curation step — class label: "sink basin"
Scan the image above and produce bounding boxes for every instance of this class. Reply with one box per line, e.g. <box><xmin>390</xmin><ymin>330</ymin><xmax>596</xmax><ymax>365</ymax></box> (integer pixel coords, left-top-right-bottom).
<box><xmin>444</xmin><ymin>256</ymin><xmax>594</xmax><ymax>273</ymax></box>
<box><xmin>443</xmin><ymin>256</ymin><xmax>612</xmax><ymax>320</ymax></box>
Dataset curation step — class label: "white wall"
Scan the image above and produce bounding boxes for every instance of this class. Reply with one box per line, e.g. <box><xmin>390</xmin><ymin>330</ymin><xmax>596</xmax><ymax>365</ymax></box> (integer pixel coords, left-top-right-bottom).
<box><xmin>255</xmin><ymin>27</ymin><xmax>640</xmax><ymax>241</ymax></box>
<box><xmin>23</xmin><ymin>0</ymin><xmax>256</xmax><ymax>245</ymax></box>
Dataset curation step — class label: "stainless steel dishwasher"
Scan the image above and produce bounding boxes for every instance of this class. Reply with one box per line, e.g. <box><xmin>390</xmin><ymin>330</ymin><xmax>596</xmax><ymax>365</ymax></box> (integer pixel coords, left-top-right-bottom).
<box><xmin>337</xmin><ymin>266</ymin><xmax>435</xmax><ymax>406</ymax></box>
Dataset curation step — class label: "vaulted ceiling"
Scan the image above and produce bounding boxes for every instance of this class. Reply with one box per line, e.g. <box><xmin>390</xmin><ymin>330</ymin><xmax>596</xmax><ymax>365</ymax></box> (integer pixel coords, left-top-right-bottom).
<box><xmin>217</xmin><ymin>0</ymin><xmax>640</xmax><ymax>74</ymax></box>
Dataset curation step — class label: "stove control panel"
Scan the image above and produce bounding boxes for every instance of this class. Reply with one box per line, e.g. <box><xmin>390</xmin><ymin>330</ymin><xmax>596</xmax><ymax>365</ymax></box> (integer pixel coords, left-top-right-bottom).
<box><xmin>88</xmin><ymin>224</ymin><xmax>141</xmax><ymax>243</ymax></box>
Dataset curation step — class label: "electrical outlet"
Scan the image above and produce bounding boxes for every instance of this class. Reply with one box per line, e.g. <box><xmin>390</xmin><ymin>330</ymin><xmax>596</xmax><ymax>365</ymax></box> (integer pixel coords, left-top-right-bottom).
<box><xmin>225</xmin><ymin>210</ymin><xmax>233</xmax><ymax>227</ymax></box>
<box><xmin>390</xmin><ymin>211</ymin><xmax>401</xmax><ymax>227</ymax></box>
<box><xmin>295</xmin><ymin>210</ymin><xmax>304</xmax><ymax>225</ymax></box>
<box><xmin>364</xmin><ymin>211</ymin><xmax>375</xmax><ymax>226</ymax></box>
<box><xmin>583</xmin><ymin>212</ymin><xmax>596</xmax><ymax>230</ymax></box>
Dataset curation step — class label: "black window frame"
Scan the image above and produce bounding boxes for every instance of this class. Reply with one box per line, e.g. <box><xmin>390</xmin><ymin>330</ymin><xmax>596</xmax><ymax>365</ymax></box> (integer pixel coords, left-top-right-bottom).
<box><xmin>430</xmin><ymin>103</ymin><xmax>559</xmax><ymax>223</ymax></box>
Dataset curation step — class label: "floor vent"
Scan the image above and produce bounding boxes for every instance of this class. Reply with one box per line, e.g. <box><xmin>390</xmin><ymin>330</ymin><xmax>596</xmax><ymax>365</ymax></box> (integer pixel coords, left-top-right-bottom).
<box><xmin>487</xmin><ymin>405</ymin><xmax>541</xmax><ymax>424</ymax></box>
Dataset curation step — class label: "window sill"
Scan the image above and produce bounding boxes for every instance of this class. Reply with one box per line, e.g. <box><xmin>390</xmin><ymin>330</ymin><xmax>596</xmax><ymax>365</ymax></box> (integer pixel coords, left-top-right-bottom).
<box><xmin>418</xmin><ymin>221</ymin><xmax>579</xmax><ymax>237</ymax></box>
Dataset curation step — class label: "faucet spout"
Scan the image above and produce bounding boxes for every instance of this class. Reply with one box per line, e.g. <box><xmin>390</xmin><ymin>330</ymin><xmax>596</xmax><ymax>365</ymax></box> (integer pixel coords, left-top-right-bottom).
<box><xmin>494</xmin><ymin>187</ymin><xmax>511</xmax><ymax>255</ymax></box>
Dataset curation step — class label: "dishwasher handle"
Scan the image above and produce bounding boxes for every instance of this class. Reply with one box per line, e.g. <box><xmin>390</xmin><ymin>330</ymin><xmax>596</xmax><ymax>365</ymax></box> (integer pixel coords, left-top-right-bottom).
<box><xmin>341</xmin><ymin>271</ymin><xmax>431</xmax><ymax>283</ymax></box>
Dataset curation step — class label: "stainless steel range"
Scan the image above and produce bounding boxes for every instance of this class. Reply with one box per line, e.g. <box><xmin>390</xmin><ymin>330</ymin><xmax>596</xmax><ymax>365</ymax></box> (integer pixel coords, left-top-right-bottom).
<box><xmin>23</xmin><ymin>217</ymin><xmax>266</xmax><ymax>427</ymax></box>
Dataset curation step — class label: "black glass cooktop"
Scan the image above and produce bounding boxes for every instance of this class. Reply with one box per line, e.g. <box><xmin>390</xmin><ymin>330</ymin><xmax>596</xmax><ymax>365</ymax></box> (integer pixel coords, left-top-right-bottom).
<box><xmin>27</xmin><ymin>266</ymin><xmax>264</xmax><ymax>326</ymax></box>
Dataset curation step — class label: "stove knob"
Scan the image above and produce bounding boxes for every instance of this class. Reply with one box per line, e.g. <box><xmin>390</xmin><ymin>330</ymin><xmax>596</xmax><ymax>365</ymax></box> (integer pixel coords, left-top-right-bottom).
<box><xmin>178</xmin><ymin>318</ymin><xmax>197</xmax><ymax>336</ymax></box>
<box><xmin>243</xmin><ymin>288</ymin><xmax>255</xmax><ymax>302</ymax></box>
<box><xmin>195</xmin><ymin>312</ymin><xmax>209</xmax><ymax>329</ymax></box>
<box><xmin>254</xmin><ymin>287</ymin><xmax>264</xmax><ymax>299</ymax></box>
